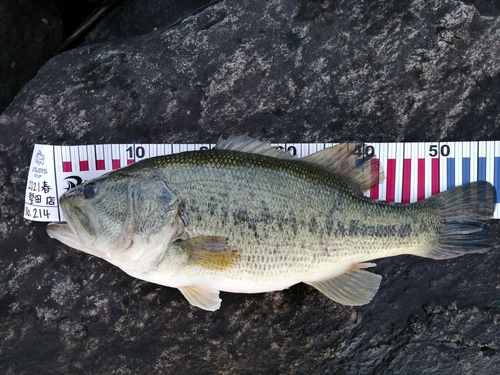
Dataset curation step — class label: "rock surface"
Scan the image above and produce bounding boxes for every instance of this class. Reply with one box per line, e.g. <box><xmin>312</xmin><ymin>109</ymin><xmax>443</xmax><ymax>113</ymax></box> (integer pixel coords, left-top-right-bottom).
<box><xmin>84</xmin><ymin>0</ymin><xmax>216</xmax><ymax>44</ymax></box>
<box><xmin>1</xmin><ymin>0</ymin><xmax>499</xmax><ymax>374</ymax></box>
<box><xmin>0</xmin><ymin>0</ymin><xmax>63</xmax><ymax>113</ymax></box>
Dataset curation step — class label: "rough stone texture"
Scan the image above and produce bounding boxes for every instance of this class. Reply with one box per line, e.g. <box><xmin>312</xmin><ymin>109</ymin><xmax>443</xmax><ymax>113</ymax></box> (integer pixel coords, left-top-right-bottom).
<box><xmin>0</xmin><ymin>0</ymin><xmax>63</xmax><ymax>114</ymax></box>
<box><xmin>1</xmin><ymin>0</ymin><xmax>499</xmax><ymax>374</ymax></box>
<box><xmin>84</xmin><ymin>0</ymin><xmax>216</xmax><ymax>44</ymax></box>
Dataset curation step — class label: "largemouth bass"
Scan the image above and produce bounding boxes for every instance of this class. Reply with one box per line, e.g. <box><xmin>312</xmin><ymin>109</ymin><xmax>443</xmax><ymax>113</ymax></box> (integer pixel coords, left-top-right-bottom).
<box><xmin>47</xmin><ymin>135</ymin><xmax>496</xmax><ymax>311</ymax></box>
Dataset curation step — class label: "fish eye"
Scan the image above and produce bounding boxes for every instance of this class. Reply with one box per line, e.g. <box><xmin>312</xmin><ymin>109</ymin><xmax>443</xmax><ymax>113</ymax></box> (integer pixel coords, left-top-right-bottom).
<box><xmin>83</xmin><ymin>183</ymin><xmax>97</xmax><ymax>198</ymax></box>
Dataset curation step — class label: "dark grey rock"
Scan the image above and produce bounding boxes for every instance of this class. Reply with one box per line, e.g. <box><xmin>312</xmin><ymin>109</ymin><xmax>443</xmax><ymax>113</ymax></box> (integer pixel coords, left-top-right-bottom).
<box><xmin>0</xmin><ymin>0</ymin><xmax>63</xmax><ymax>113</ymax></box>
<box><xmin>2</xmin><ymin>0</ymin><xmax>499</xmax><ymax>144</ymax></box>
<box><xmin>1</xmin><ymin>0</ymin><xmax>499</xmax><ymax>374</ymax></box>
<box><xmin>84</xmin><ymin>0</ymin><xmax>216</xmax><ymax>44</ymax></box>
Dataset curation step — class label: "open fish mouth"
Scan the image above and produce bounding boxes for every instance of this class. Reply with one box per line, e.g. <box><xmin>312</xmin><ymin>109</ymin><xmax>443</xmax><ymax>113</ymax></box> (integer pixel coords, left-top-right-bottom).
<box><xmin>46</xmin><ymin>220</ymin><xmax>106</xmax><ymax>259</ymax></box>
<box><xmin>71</xmin><ymin>207</ymin><xmax>96</xmax><ymax>238</ymax></box>
<box><xmin>56</xmin><ymin>202</ymin><xmax>99</xmax><ymax>247</ymax></box>
<box><xmin>47</xmin><ymin>221</ymin><xmax>82</xmax><ymax>248</ymax></box>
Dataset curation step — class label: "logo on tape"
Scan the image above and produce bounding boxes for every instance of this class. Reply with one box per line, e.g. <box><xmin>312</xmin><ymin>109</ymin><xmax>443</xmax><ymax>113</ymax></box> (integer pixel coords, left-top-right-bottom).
<box><xmin>64</xmin><ymin>176</ymin><xmax>83</xmax><ymax>190</ymax></box>
<box><xmin>35</xmin><ymin>150</ymin><xmax>45</xmax><ymax>166</ymax></box>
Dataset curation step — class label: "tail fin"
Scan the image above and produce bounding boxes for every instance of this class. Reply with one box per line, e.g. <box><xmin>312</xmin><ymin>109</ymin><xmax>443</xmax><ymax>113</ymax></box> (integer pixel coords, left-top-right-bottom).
<box><xmin>425</xmin><ymin>181</ymin><xmax>496</xmax><ymax>260</ymax></box>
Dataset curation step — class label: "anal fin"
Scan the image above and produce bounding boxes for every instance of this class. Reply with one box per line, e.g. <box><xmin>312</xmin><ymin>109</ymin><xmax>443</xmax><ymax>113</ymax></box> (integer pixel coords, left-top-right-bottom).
<box><xmin>306</xmin><ymin>263</ymin><xmax>382</xmax><ymax>306</ymax></box>
<box><xmin>179</xmin><ymin>286</ymin><xmax>222</xmax><ymax>311</ymax></box>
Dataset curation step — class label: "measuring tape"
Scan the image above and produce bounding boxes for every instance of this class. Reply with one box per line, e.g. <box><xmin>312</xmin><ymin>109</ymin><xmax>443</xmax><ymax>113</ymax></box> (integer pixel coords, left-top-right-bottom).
<box><xmin>24</xmin><ymin>141</ymin><xmax>500</xmax><ymax>222</ymax></box>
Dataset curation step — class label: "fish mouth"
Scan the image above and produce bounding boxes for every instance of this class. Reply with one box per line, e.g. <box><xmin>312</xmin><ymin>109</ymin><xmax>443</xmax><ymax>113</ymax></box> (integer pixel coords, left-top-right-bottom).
<box><xmin>72</xmin><ymin>207</ymin><xmax>96</xmax><ymax>238</ymax></box>
<box><xmin>46</xmin><ymin>221</ymin><xmax>104</xmax><ymax>258</ymax></box>
<box><xmin>47</xmin><ymin>221</ymin><xmax>82</xmax><ymax>248</ymax></box>
<box><xmin>58</xmin><ymin>198</ymin><xmax>99</xmax><ymax>246</ymax></box>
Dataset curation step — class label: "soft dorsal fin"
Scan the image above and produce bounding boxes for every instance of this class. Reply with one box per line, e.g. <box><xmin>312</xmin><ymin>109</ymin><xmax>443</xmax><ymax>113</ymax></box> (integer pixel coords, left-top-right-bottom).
<box><xmin>303</xmin><ymin>142</ymin><xmax>385</xmax><ymax>192</ymax></box>
<box><xmin>215</xmin><ymin>134</ymin><xmax>297</xmax><ymax>160</ymax></box>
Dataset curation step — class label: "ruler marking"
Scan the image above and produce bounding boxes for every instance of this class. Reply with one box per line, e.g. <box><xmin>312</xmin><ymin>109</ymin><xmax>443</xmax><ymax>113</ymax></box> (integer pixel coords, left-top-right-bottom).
<box><xmin>422</xmin><ymin>142</ymin><xmax>430</xmax><ymax>199</ymax></box>
<box><xmin>111</xmin><ymin>144</ymin><xmax>120</xmax><ymax>170</ymax></box>
<box><xmin>495</xmin><ymin>141</ymin><xmax>500</xmax><ymax>204</ymax></box>
<box><xmin>71</xmin><ymin>146</ymin><xmax>79</xmax><ymax>173</ymax></box>
<box><xmin>439</xmin><ymin>142</ymin><xmax>447</xmax><ymax>193</ymax></box>
<box><xmin>300</xmin><ymin>144</ymin><xmax>308</xmax><ymax>159</ymax></box>
<box><xmin>386</xmin><ymin>144</ymin><xmax>396</xmax><ymax>202</ymax></box>
<box><xmin>308</xmin><ymin>143</ymin><xmax>319</xmax><ymax>155</ymax></box>
<box><xmin>394</xmin><ymin>143</ymin><xmax>404</xmax><ymax>203</ymax></box>
<box><xmin>409</xmin><ymin>143</ymin><xmax>417</xmax><ymax>202</ymax></box>
<box><xmin>323</xmin><ymin>142</ymin><xmax>334</xmax><ymax>150</ymax></box>
<box><xmin>125</xmin><ymin>144</ymin><xmax>134</xmax><ymax>165</ymax></box>
<box><xmin>455</xmin><ymin>141</ymin><xmax>462</xmax><ymax>187</ymax></box>
<box><xmin>78</xmin><ymin>145</ymin><xmax>89</xmax><ymax>172</ymax></box>
<box><xmin>62</xmin><ymin>146</ymin><xmax>71</xmax><ymax>172</ymax></box>
<box><xmin>368</xmin><ymin>143</ymin><xmax>380</xmax><ymax>199</ymax></box>
<box><xmin>478</xmin><ymin>141</ymin><xmax>486</xmax><ymax>181</ymax></box>
<box><xmin>479</xmin><ymin>158</ymin><xmax>486</xmax><ymax>180</ymax></box>
<box><xmin>87</xmin><ymin>145</ymin><xmax>96</xmax><ymax>172</ymax></box>
<box><xmin>447</xmin><ymin>158</ymin><xmax>455</xmax><ymax>189</ymax></box>
<box><xmin>378</xmin><ymin>143</ymin><xmax>387</xmax><ymax>201</ymax></box>
<box><xmin>431</xmin><ymin>157</ymin><xmax>439</xmax><ymax>195</ymax></box>
<box><xmin>486</xmin><ymin>141</ymin><xmax>495</xmax><ymax>185</ymax></box>
<box><xmin>470</xmin><ymin>141</ymin><xmax>478</xmax><ymax>183</ymax></box>
<box><xmin>402</xmin><ymin>144</ymin><xmax>411</xmax><ymax>204</ymax></box>
<box><xmin>495</xmin><ymin>156</ymin><xmax>500</xmax><ymax>202</ymax></box>
<box><xmin>462</xmin><ymin>157</ymin><xmax>470</xmax><ymax>184</ymax></box>
<box><xmin>156</xmin><ymin>144</ymin><xmax>164</xmax><ymax>157</ymax></box>
<box><xmin>370</xmin><ymin>157</ymin><xmax>380</xmax><ymax>199</ymax></box>
<box><xmin>462</xmin><ymin>142</ymin><xmax>470</xmax><ymax>185</ymax></box>
<box><xmin>51</xmin><ymin>146</ymin><xmax>61</xmax><ymax>222</ymax></box>
<box><xmin>418</xmin><ymin>158</ymin><xmax>425</xmax><ymax>201</ymax></box>
<box><xmin>96</xmin><ymin>144</ymin><xmax>105</xmax><ymax>170</ymax></box>
<box><xmin>172</xmin><ymin>144</ymin><xmax>181</xmax><ymax>154</ymax></box>
<box><xmin>494</xmin><ymin>141</ymin><xmax>500</xmax><ymax>218</ymax></box>
<box><xmin>417</xmin><ymin>143</ymin><xmax>426</xmax><ymax>200</ymax></box>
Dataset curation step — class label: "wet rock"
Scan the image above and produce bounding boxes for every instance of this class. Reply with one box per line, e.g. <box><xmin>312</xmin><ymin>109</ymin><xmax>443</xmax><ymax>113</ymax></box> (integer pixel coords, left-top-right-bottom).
<box><xmin>0</xmin><ymin>0</ymin><xmax>499</xmax><ymax>373</ymax></box>
<box><xmin>0</xmin><ymin>0</ymin><xmax>63</xmax><ymax>113</ymax></box>
<box><xmin>2</xmin><ymin>0</ymin><xmax>499</xmax><ymax>146</ymax></box>
<box><xmin>84</xmin><ymin>0</ymin><xmax>216</xmax><ymax>44</ymax></box>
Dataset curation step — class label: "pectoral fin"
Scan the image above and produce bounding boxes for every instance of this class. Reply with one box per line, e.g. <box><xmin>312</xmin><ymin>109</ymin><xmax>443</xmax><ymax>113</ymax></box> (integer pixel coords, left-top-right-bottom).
<box><xmin>306</xmin><ymin>263</ymin><xmax>382</xmax><ymax>306</ymax></box>
<box><xmin>174</xmin><ymin>236</ymin><xmax>240</xmax><ymax>270</ymax></box>
<box><xmin>179</xmin><ymin>286</ymin><xmax>222</xmax><ymax>311</ymax></box>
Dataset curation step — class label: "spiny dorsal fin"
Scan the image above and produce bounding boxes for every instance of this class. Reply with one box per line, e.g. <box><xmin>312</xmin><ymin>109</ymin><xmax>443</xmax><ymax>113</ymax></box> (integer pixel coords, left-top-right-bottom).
<box><xmin>305</xmin><ymin>263</ymin><xmax>382</xmax><ymax>306</ymax></box>
<box><xmin>215</xmin><ymin>134</ymin><xmax>297</xmax><ymax>160</ymax></box>
<box><xmin>303</xmin><ymin>142</ymin><xmax>385</xmax><ymax>192</ymax></box>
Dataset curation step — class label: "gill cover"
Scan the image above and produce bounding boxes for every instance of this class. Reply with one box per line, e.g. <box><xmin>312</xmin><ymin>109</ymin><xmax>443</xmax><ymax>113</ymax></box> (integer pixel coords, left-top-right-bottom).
<box><xmin>128</xmin><ymin>168</ymin><xmax>180</xmax><ymax>238</ymax></box>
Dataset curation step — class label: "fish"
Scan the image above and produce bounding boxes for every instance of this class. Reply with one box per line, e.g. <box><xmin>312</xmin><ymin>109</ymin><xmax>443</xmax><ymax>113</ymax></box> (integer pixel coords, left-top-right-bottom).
<box><xmin>47</xmin><ymin>135</ymin><xmax>496</xmax><ymax>311</ymax></box>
